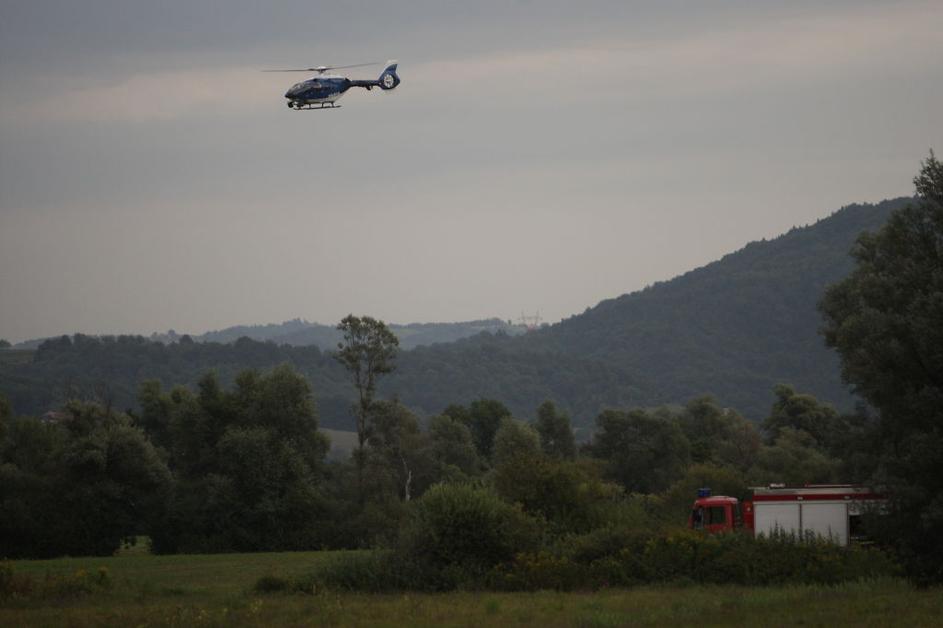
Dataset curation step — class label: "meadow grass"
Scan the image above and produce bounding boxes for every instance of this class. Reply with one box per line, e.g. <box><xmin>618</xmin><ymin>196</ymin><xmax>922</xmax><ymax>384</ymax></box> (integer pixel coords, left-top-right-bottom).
<box><xmin>3</xmin><ymin>551</ymin><xmax>941</xmax><ymax>627</ymax></box>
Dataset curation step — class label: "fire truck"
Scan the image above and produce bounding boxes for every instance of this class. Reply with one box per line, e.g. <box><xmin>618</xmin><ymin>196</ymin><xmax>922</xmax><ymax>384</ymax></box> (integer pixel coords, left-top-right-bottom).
<box><xmin>688</xmin><ymin>485</ymin><xmax>885</xmax><ymax>546</ymax></box>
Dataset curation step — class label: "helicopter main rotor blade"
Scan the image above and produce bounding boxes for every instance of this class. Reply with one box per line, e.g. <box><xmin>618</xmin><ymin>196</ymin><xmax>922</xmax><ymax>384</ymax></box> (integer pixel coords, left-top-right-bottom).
<box><xmin>261</xmin><ymin>62</ymin><xmax>381</xmax><ymax>73</ymax></box>
<box><xmin>324</xmin><ymin>62</ymin><xmax>381</xmax><ymax>70</ymax></box>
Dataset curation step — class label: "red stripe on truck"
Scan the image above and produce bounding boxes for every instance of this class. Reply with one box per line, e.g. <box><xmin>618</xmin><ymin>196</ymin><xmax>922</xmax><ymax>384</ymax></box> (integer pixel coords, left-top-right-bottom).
<box><xmin>750</xmin><ymin>493</ymin><xmax>884</xmax><ymax>502</ymax></box>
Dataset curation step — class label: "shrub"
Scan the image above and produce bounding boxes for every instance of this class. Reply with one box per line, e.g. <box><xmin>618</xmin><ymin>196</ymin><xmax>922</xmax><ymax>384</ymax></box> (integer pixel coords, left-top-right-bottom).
<box><xmin>293</xmin><ymin>551</ymin><xmax>408</xmax><ymax>593</ymax></box>
<box><xmin>0</xmin><ymin>564</ymin><xmax>112</xmax><ymax>600</ymax></box>
<box><xmin>253</xmin><ymin>574</ymin><xmax>290</xmax><ymax>593</ymax></box>
<box><xmin>484</xmin><ymin>529</ymin><xmax>900</xmax><ymax>591</ymax></box>
<box><xmin>0</xmin><ymin>562</ymin><xmax>34</xmax><ymax>598</ymax></box>
<box><xmin>43</xmin><ymin>567</ymin><xmax>113</xmax><ymax>598</ymax></box>
<box><xmin>487</xmin><ymin>551</ymin><xmax>587</xmax><ymax>591</ymax></box>
<box><xmin>398</xmin><ymin>483</ymin><xmax>542</xmax><ymax>576</ymax></box>
<box><xmin>493</xmin><ymin>455</ymin><xmax>622</xmax><ymax>534</ymax></box>
<box><xmin>636</xmin><ymin>530</ymin><xmax>899</xmax><ymax>586</ymax></box>
<box><xmin>559</xmin><ymin>526</ymin><xmax>651</xmax><ymax>565</ymax></box>
<box><xmin>296</xmin><ymin>484</ymin><xmax>544</xmax><ymax>593</ymax></box>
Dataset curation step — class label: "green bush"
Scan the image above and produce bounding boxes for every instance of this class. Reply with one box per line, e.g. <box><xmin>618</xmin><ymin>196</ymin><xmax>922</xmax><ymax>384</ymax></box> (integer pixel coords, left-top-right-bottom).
<box><xmin>398</xmin><ymin>483</ymin><xmax>542</xmax><ymax>576</ymax></box>
<box><xmin>0</xmin><ymin>562</ymin><xmax>34</xmax><ymax>598</ymax></box>
<box><xmin>253</xmin><ymin>574</ymin><xmax>290</xmax><ymax>593</ymax></box>
<box><xmin>559</xmin><ymin>526</ymin><xmax>651</xmax><ymax>565</ymax></box>
<box><xmin>484</xmin><ymin>530</ymin><xmax>900</xmax><ymax>591</ymax></box>
<box><xmin>0</xmin><ymin>564</ymin><xmax>112</xmax><ymax>600</ymax></box>
<box><xmin>637</xmin><ymin>530</ymin><xmax>899</xmax><ymax>586</ymax></box>
<box><xmin>487</xmin><ymin>551</ymin><xmax>587</xmax><ymax>591</ymax></box>
<box><xmin>293</xmin><ymin>484</ymin><xmax>544</xmax><ymax>593</ymax></box>
<box><xmin>493</xmin><ymin>455</ymin><xmax>622</xmax><ymax>534</ymax></box>
<box><xmin>292</xmin><ymin>551</ymin><xmax>409</xmax><ymax>593</ymax></box>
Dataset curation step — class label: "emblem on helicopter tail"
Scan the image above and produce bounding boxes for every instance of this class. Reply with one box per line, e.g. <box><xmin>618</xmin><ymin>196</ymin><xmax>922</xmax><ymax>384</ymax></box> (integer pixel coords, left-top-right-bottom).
<box><xmin>382</xmin><ymin>73</ymin><xmax>395</xmax><ymax>89</ymax></box>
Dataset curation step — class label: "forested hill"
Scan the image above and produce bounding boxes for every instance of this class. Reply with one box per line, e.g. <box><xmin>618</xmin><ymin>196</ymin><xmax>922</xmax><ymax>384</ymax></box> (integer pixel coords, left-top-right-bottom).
<box><xmin>0</xmin><ymin>198</ymin><xmax>910</xmax><ymax>429</ymax></box>
<box><xmin>507</xmin><ymin>197</ymin><xmax>912</xmax><ymax>418</ymax></box>
<box><xmin>379</xmin><ymin>197</ymin><xmax>911</xmax><ymax>422</ymax></box>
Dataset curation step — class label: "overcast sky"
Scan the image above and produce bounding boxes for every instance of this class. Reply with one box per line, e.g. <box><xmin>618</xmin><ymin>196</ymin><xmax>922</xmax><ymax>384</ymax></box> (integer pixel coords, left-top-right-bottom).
<box><xmin>1</xmin><ymin>1</ymin><xmax>941</xmax><ymax>342</ymax></box>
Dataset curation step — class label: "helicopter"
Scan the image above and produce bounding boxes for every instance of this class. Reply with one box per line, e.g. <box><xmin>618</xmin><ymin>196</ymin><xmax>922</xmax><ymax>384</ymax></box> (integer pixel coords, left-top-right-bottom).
<box><xmin>264</xmin><ymin>61</ymin><xmax>400</xmax><ymax>110</ymax></box>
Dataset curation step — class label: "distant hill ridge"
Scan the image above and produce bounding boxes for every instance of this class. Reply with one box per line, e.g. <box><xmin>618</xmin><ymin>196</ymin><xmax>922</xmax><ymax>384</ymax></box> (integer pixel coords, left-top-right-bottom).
<box><xmin>0</xmin><ymin>198</ymin><xmax>912</xmax><ymax>428</ymax></box>
<box><xmin>14</xmin><ymin>318</ymin><xmax>525</xmax><ymax>351</ymax></box>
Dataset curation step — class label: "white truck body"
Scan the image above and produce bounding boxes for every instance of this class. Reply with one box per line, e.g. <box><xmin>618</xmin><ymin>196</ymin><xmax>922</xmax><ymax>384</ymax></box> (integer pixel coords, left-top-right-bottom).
<box><xmin>754</xmin><ymin>500</ymin><xmax>850</xmax><ymax>545</ymax></box>
<box><xmin>749</xmin><ymin>485</ymin><xmax>880</xmax><ymax>546</ymax></box>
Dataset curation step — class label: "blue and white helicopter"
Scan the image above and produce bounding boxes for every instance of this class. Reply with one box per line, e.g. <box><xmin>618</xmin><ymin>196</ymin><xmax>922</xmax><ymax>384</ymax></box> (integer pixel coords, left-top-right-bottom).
<box><xmin>265</xmin><ymin>61</ymin><xmax>400</xmax><ymax>110</ymax></box>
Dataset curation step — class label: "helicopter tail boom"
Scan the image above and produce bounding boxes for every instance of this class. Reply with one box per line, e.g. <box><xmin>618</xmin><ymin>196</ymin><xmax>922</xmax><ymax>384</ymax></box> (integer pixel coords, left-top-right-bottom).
<box><xmin>349</xmin><ymin>62</ymin><xmax>400</xmax><ymax>91</ymax></box>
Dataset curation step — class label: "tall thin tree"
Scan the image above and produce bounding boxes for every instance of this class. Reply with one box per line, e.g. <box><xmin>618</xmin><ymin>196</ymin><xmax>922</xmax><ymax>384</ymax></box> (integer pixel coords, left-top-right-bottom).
<box><xmin>334</xmin><ymin>315</ymin><xmax>399</xmax><ymax>486</ymax></box>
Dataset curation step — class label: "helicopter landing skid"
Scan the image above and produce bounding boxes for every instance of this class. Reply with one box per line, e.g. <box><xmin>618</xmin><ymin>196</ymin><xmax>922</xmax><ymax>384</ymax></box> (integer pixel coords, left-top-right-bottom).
<box><xmin>291</xmin><ymin>103</ymin><xmax>341</xmax><ymax>111</ymax></box>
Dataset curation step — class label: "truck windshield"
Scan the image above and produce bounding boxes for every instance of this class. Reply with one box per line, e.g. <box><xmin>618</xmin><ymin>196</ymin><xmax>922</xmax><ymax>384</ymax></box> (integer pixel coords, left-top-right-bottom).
<box><xmin>708</xmin><ymin>506</ymin><xmax>726</xmax><ymax>525</ymax></box>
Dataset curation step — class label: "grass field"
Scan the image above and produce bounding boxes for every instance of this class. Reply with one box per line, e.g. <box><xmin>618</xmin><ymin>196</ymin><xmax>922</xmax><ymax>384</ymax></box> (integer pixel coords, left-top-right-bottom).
<box><xmin>3</xmin><ymin>551</ymin><xmax>942</xmax><ymax>627</ymax></box>
<box><xmin>322</xmin><ymin>428</ymin><xmax>358</xmax><ymax>460</ymax></box>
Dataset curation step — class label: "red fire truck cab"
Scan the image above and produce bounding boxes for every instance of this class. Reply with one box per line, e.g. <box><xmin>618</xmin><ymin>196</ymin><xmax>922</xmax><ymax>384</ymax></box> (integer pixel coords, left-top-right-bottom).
<box><xmin>689</xmin><ymin>485</ymin><xmax>884</xmax><ymax>546</ymax></box>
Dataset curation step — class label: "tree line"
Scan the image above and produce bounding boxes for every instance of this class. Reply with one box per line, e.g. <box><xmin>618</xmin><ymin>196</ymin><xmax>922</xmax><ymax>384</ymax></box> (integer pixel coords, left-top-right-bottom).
<box><xmin>0</xmin><ymin>369</ymin><xmax>883</xmax><ymax>557</ymax></box>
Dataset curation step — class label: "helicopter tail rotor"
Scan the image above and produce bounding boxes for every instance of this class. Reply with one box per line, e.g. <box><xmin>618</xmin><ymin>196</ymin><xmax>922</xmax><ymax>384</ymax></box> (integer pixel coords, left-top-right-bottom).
<box><xmin>378</xmin><ymin>61</ymin><xmax>400</xmax><ymax>90</ymax></box>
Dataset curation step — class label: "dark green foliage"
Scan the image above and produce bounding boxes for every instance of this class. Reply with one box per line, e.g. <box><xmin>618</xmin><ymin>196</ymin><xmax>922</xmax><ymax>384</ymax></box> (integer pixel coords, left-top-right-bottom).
<box><xmin>820</xmin><ymin>163</ymin><xmax>942</xmax><ymax>431</ymax></box>
<box><xmin>678</xmin><ymin>397</ymin><xmax>760</xmax><ymax>471</ymax></box>
<box><xmin>534</xmin><ymin>400</ymin><xmax>576</xmax><ymax>459</ymax></box>
<box><xmin>749</xmin><ymin>428</ymin><xmax>838</xmax><ymax>485</ymax></box>
<box><xmin>300</xmin><ymin>530</ymin><xmax>899</xmax><ymax>593</ymax></box>
<box><xmin>426</xmin><ymin>414</ymin><xmax>481</xmax><ymax>479</ymax></box>
<box><xmin>489</xmin><ymin>530</ymin><xmax>899</xmax><ymax>591</ymax></box>
<box><xmin>253</xmin><ymin>574</ymin><xmax>290</xmax><ymax>593</ymax></box>
<box><xmin>398</xmin><ymin>483</ymin><xmax>542</xmax><ymax>578</ymax></box>
<box><xmin>0</xmin><ymin>393</ymin><xmax>10</xmax><ymax>439</ymax></box>
<box><xmin>385</xmin><ymin>339</ymin><xmax>645</xmax><ymax>429</ymax></box>
<box><xmin>637</xmin><ymin>530</ymin><xmax>898</xmax><ymax>587</ymax></box>
<box><xmin>0</xmin><ymin>334</ymin><xmax>360</xmax><ymax>431</ymax></box>
<box><xmin>0</xmin><ymin>415</ymin><xmax>66</xmax><ymax>558</ymax></box>
<box><xmin>491</xmin><ymin>417</ymin><xmax>540</xmax><ymax>467</ymax></box>
<box><xmin>0</xmin><ymin>339</ymin><xmax>11</xmax><ymax>349</ymax></box>
<box><xmin>301</xmin><ymin>484</ymin><xmax>542</xmax><ymax>592</ymax></box>
<box><xmin>146</xmin><ymin>365</ymin><xmax>329</xmax><ymax>554</ymax></box>
<box><xmin>0</xmin><ymin>563</ymin><xmax>113</xmax><ymax>600</ymax></box>
<box><xmin>589</xmin><ymin>408</ymin><xmax>690</xmax><ymax>493</ymax></box>
<box><xmin>0</xmin><ymin>402</ymin><xmax>171</xmax><ymax>559</ymax></box>
<box><xmin>820</xmin><ymin>152</ymin><xmax>943</xmax><ymax>584</ymax></box>
<box><xmin>364</xmin><ymin>400</ymin><xmax>434</xmax><ymax>503</ymax></box>
<box><xmin>493</xmin><ymin>454</ymin><xmax>621</xmax><ymax>533</ymax></box>
<box><xmin>334</xmin><ymin>314</ymin><xmax>399</xmax><ymax>455</ymax></box>
<box><xmin>302</xmin><ymin>484</ymin><xmax>544</xmax><ymax>592</ymax></box>
<box><xmin>763</xmin><ymin>384</ymin><xmax>847</xmax><ymax>450</ymax></box>
<box><xmin>291</xmin><ymin>551</ymin><xmax>409</xmax><ymax>593</ymax></box>
<box><xmin>447</xmin><ymin>399</ymin><xmax>511</xmax><ymax>460</ymax></box>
